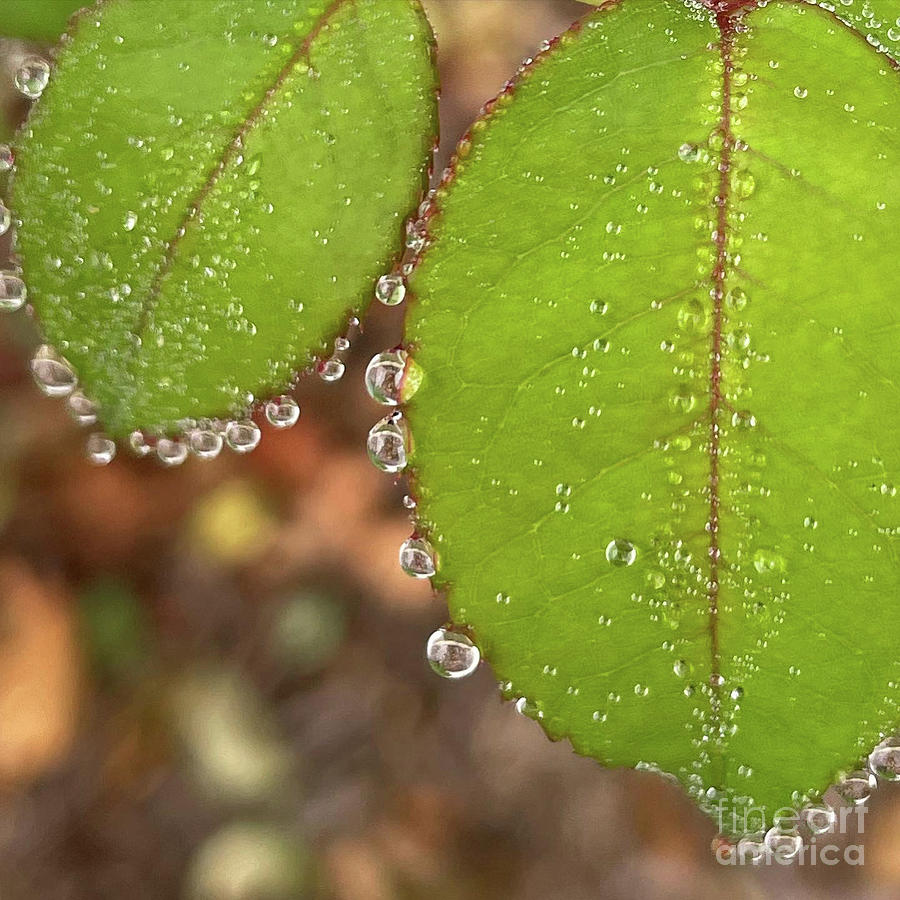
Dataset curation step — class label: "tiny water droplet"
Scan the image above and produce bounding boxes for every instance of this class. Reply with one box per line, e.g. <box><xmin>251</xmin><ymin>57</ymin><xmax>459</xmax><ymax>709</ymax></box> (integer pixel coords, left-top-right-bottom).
<box><xmin>66</xmin><ymin>389</ymin><xmax>97</xmax><ymax>426</ymax></box>
<box><xmin>30</xmin><ymin>345</ymin><xmax>77</xmax><ymax>397</ymax></box>
<box><xmin>15</xmin><ymin>56</ymin><xmax>50</xmax><ymax>100</ymax></box>
<box><xmin>673</xmin><ymin>659</ymin><xmax>689</xmax><ymax>678</ymax></box>
<box><xmin>374</xmin><ymin>273</ymin><xmax>406</xmax><ymax>307</ymax></box>
<box><xmin>188</xmin><ymin>427</ymin><xmax>223</xmax><ymax>460</ymax></box>
<box><xmin>399</xmin><ymin>535</ymin><xmax>436</xmax><ymax>578</ymax></box>
<box><xmin>317</xmin><ymin>356</ymin><xmax>345</xmax><ymax>382</ymax></box>
<box><xmin>605</xmin><ymin>538</ymin><xmax>636</xmax><ymax>567</ymax></box>
<box><xmin>793</xmin><ymin>86</ymin><xmax>808</xmax><ymax>99</ymax></box>
<box><xmin>426</xmin><ymin>628</ymin><xmax>479</xmax><ymax>679</ymax></box>
<box><xmin>366</xmin><ymin>413</ymin><xmax>407</xmax><ymax>473</ymax></box>
<box><xmin>0</xmin><ymin>271</ymin><xmax>27</xmax><ymax>311</ymax></box>
<box><xmin>0</xmin><ymin>203</ymin><xmax>11</xmax><ymax>237</ymax></box>
<box><xmin>402</xmin><ymin>494</ymin><xmax>417</xmax><ymax>510</ymax></box>
<box><xmin>85</xmin><ymin>432</ymin><xmax>115</xmax><ymax>466</ymax></box>
<box><xmin>225</xmin><ymin>420</ymin><xmax>261</xmax><ymax>454</ymax></box>
<box><xmin>0</xmin><ymin>144</ymin><xmax>13</xmax><ymax>172</ymax></box>
<box><xmin>869</xmin><ymin>737</ymin><xmax>900</xmax><ymax>781</ymax></box>
<box><xmin>123</xmin><ymin>210</ymin><xmax>138</xmax><ymax>231</ymax></box>
<box><xmin>264</xmin><ymin>395</ymin><xmax>300</xmax><ymax>428</ymax></box>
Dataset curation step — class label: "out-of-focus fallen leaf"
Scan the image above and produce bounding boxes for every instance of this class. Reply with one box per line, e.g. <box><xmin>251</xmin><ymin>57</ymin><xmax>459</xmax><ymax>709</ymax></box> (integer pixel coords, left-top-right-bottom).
<box><xmin>0</xmin><ymin>558</ymin><xmax>82</xmax><ymax>787</ymax></box>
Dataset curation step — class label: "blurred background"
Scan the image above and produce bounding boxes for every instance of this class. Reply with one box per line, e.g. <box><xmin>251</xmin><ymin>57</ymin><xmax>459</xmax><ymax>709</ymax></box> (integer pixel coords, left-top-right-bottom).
<box><xmin>0</xmin><ymin>1</ymin><xmax>898</xmax><ymax>897</ymax></box>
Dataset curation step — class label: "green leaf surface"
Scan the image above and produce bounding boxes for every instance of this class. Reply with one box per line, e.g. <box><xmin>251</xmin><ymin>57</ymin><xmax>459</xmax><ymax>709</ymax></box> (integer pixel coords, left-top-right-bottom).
<box><xmin>1</xmin><ymin>0</ymin><xmax>85</xmax><ymax>41</ymax></box>
<box><xmin>13</xmin><ymin>0</ymin><xmax>436</xmax><ymax>437</ymax></box>
<box><xmin>404</xmin><ymin>0</ymin><xmax>900</xmax><ymax>832</ymax></box>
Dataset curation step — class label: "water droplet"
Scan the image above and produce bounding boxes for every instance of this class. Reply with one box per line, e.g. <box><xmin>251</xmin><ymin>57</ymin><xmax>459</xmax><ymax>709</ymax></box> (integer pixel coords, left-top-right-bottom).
<box><xmin>188</xmin><ymin>427</ymin><xmax>223</xmax><ymax>460</ymax></box>
<box><xmin>793</xmin><ymin>86</ymin><xmax>808</xmax><ymax>99</ymax></box>
<box><xmin>399</xmin><ymin>535</ymin><xmax>436</xmax><ymax>578</ymax></box>
<box><xmin>426</xmin><ymin>628</ymin><xmax>479</xmax><ymax>679</ymax></box>
<box><xmin>730</xmin><ymin>686</ymin><xmax>744</xmax><ymax>700</ymax></box>
<box><xmin>0</xmin><ymin>203</ymin><xmax>11</xmax><ymax>237</ymax></box>
<box><xmin>869</xmin><ymin>737</ymin><xmax>900</xmax><ymax>781</ymax></box>
<box><xmin>156</xmin><ymin>437</ymin><xmax>188</xmax><ymax>467</ymax></box>
<box><xmin>800</xmin><ymin>805</ymin><xmax>835</xmax><ymax>835</ymax></box>
<box><xmin>0</xmin><ymin>144</ymin><xmax>13</xmax><ymax>172</ymax></box>
<box><xmin>66</xmin><ymin>390</ymin><xmax>97</xmax><ymax>426</ymax></box>
<box><xmin>127</xmin><ymin>431</ymin><xmax>151</xmax><ymax>457</ymax></box>
<box><xmin>85</xmin><ymin>432</ymin><xmax>115</xmax><ymax>466</ymax></box>
<box><xmin>15</xmin><ymin>56</ymin><xmax>50</xmax><ymax>99</ymax></box>
<box><xmin>225</xmin><ymin>420</ymin><xmax>261</xmax><ymax>454</ymax></box>
<box><xmin>366</xmin><ymin>413</ymin><xmax>407</xmax><ymax>473</ymax></box>
<box><xmin>835</xmin><ymin>770</ymin><xmax>876</xmax><ymax>805</ymax></box>
<box><xmin>733</xmin><ymin>170</ymin><xmax>756</xmax><ymax>198</ymax></box>
<box><xmin>364</xmin><ymin>349</ymin><xmax>421</xmax><ymax>406</ymax></box>
<box><xmin>374</xmin><ymin>273</ymin><xmax>406</xmax><ymax>307</ymax></box>
<box><xmin>0</xmin><ymin>271</ymin><xmax>27</xmax><ymax>311</ymax></box>
<box><xmin>678</xmin><ymin>142</ymin><xmax>701</xmax><ymax>162</ymax></box>
<box><xmin>30</xmin><ymin>345</ymin><xmax>77</xmax><ymax>397</ymax></box>
<box><xmin>317</xmin><ymin>356</ymin><xmax>345</xmax><ymax>382</ymax></box>
<box><xmin>764</xmin><ymin>826</ymin><xmax>802</xmax><ymax>860</ymax></box>
<box><xmin>402</xmin><ymin>494</ymin><xmax>417</xmax><ymax>510</ymax></box>
<box><xmin>264</xmin><ymin>395</ymin><xmax>300</xmax><ymax>428</ymax></box>
<box><xmin>605</xmin><ymin>538</ymin><xmax>637</xmax><ymax>567</ymax></box>
<box><xmin>673</xmin><ymin>659</ymin><xmax>689</xmax><ymax>678</ymax></box>
<box><xmin>735</xmin><ymin>836</ymin><xmax>766</xmax><ymax>865</ymax></box>
<box><xmin>123</xmin><ymin>210</ymin><xmax>138</xmax><ymax>231</ymax></box>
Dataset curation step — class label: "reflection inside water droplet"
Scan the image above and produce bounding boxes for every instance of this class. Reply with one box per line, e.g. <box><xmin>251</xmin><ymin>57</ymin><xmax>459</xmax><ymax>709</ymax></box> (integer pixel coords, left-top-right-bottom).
<box><xmin>375</xmin><ymin>273</ymin><xmax>406</xmax><ymax>307</ymax></box>
<box><xmin>367</xmin><ymin>413</ymin><xmax>408</xmax><ymax>473</ymax></box>
<box><xmin>365</xmin><ymin>349</ymin><xmax>421</xmax><ymax>406</ymax></box>
<box><xmin>66</xmin><ymin>390</ymin><xmax>97</xmax><ymax>426</ymax></box>
<box><xmin>869</xmin><ymin>737</ymin><xmax>900</xmax><ymax>781</ymax></box>
<box><xmin>426</xmin><ymin>628</ymin><xmax>479</xmax><ymax>679</ymax></box>
<box><xmin>15</xmin><ymin>56</ymin><xmax>50</xmax><ymax>100</ymax></box>
<box><xmin>156</xmin><ymin>437</ymin><xmax>188</xmax><ymax>467</ymax></box>
<box><xmin>188</xmin><ymin>427</ymin><xmax>223</xmax><ymax>460</ymax></box>
<box><xmin>225</xmin><ymin>420</ymin><xmax>261</xmax><ymax>454</ymax></box>
<box><xmin>605</xmin><ymin>538</ymin><xmax>636</xmax><ymax>567</ymax></box>
<box><xmin>399</xmin><ymin>535</ymin><xmax>436</xmax><ymax>578</ymax></box>
<box><xmin>264</xmin><ymin>395</ymin><xmax>300</xmax><ymax>429</ymax></box>
<box><xmin>0</xmin><ymin>271</ymin><xmax>27</xmax><ymax>312</ymax></box>
<box><xmin>30</xmin><ymin>345</ymin><xmax>77</xmax><ymax>397</ymax></box>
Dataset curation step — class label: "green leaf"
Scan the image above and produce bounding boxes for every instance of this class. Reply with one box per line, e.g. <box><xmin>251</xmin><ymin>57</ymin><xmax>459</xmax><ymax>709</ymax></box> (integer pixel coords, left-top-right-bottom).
<box><xmin>403</xmin><ymin>0</ymin><xmax>900</xmax><ymax>835</ymax></box>
<box><xmin>13</xmin><ymin>0</ymin><xmax>437</xmax><ymax>438</ymax></box>
<box><xmin>1</xmin><ymin>0</ymin><xmax>85</xmax><ymax>41</ymax></box>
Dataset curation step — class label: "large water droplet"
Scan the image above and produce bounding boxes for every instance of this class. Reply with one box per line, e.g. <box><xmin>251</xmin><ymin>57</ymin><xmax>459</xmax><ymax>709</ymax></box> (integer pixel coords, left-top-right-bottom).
<box><xmin>0</xmin><ymin>271</ymin><xmax>27</xmax><ymax>311</ymax></box>
<box><xmin>188</xmin><ymin>427</ymin><xmax>223</xmax><ymax>460</ymax></box>
<box><xmin>398</xmin><ymin>535</ymin><xmax>436</xmax><ymax>578</ymax></box>
<box><xmin>364</xmin><ymin>349</ymin><xmax>421</xmax><ymax>405</ymax></box>
<box><xmin>66</xmin><ymin>389</ymin><xmax>97</xmax><ymax>426</ymax></box>
<box><xmin>426</xmin><ymin>628</ymin><xmax>480</xmax><ymax>679</ymax></box>
<box><xmin>85</xmin><ymin>432</ymin><xmax>115</xmax><ymax>466</ymax></box>
<box><xmin>374</xmin><ymin>273</ymin><xmax>406</xmax><ymax>307</ymax></box>
<box><xmin>30</xmin><ymin>345</ymin><xmax>77</xmax><ymax>397</ymax></box>
<box><xmin>15</xmin><ymin>56</ymin><xmax>50</xmax><ymax>99</ymax></box>
<box><xmin>605</xmin><ymin>538</ymin><xmax>637</xmax><ymax>567</ymax></box>
<box><xmin>264</xmin><ymin>395</ymin><xmax>300</xmax><ymax>429</ymax></box>
<box><xmin>869</xmin><ymin>736</ymin><xmax>900</xmax><ymax>781</ymax></box>
<box><xmin>367</xmin><ymin>413</ymin><xmax>407</xmax><ymax>473</ymax></box>
<box><xmin>156</xmin><ymin>437</ymin><xmax>188</xmax><ymax>467</ymax></box>
<box><xmin>225</xmin><ymin>420</ymin><xmax>261</xmax><ymax>454</ymax></box>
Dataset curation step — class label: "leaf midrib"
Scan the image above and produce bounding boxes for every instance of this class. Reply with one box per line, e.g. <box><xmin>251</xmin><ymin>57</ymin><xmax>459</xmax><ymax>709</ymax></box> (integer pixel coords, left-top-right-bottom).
<box><xmin>124</xmin><ymin>0</ymin><xmax>352</xmax><ymax>376</ymax></box>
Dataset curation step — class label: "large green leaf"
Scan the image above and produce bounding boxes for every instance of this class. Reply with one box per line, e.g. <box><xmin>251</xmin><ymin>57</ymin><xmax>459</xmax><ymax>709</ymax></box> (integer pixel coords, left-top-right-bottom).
<box><xmin>12</xmin><ymin>0</ymin><xmax>436</xmax><ymax>439</ymax></box>
<box><xmin>402</xmin><ymin>0</ymin><xmax>900</xmax><ymax>836</ymax></box>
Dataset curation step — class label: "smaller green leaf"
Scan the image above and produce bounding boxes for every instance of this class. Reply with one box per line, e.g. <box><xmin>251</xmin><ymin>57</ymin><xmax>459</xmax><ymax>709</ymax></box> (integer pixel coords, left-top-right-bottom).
<box><xmin>2</xmin><ymin>0</ymin><xmax>85</xmax><ymax>41</ymax></box>
<box><xmin>12</xmin><ymin>0</ymin><xmax>437</xmax><ymax>448</ymax></box>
